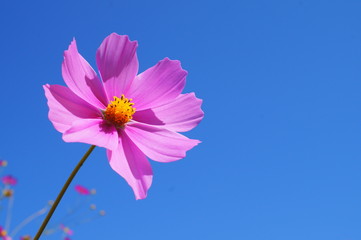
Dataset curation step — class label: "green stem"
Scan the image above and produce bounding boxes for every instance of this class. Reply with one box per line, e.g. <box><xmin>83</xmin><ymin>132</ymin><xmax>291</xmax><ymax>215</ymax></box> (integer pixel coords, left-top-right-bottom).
<box><xmin>33</xmin><ymin>145</ymin><xmax>96</xmax><ymax>240</ymax></box>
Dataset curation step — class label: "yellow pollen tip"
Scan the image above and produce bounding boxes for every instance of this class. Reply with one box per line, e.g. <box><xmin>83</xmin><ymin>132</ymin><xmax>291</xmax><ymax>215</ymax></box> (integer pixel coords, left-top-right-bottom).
<box><xmin>3</xmin><ymin>189</ymin><xmax>13</xmax><ymax>197</ymax></box>
<box><xmin>103</xmin><ymin>95</ymin><xmax>136</xmax><ymax>127</ymax></box>
<box><xmin>0</xmin><ymin>230</ymin><xmax>6</xmax><ymax>237</ymax></box>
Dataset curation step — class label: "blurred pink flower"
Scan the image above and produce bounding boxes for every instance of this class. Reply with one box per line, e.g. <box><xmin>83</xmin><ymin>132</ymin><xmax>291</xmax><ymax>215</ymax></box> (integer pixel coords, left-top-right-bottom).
<box><xmin>0</xmin><ymin>160</ymin><xmax>7</xmax><ymax>167</ymax></box>
<box><xmin>44</xmin><ymin>33</ymin><xmax>203</xmax><ymax>199</ymax></box>
<box><xmin>2</xmin><ymin>175</ymin><xmax>17</xmax><ymax>186</ymax></box>
<box><xmin>74</xmin><ymin>185</ymin><xmax>90</xmax><ymax>195</ymax></box>
<box><xmin>60</xmin><ymin>224</ymin><xmax>73</xmax><ymax>236</ymax></box>
<box><xmin>0</xmin><ymin>226</ymin><xmax>10</xmax><ymax>240</ymax></box>
<box><xmin>0</xmin><ymin>226</ymin><xmax>5</xmax><ymax>237</ymax></box>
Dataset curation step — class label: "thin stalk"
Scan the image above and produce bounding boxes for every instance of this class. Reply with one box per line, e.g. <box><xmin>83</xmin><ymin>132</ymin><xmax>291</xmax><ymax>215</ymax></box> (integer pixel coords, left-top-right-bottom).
<box><xmin>10</xmin><ymin>204</ymin><xmax>49</xmax><ymax>237</ymax></box>
<box><xmin>5</xmin><ymin>194</ymin><xmax>14</xmax><ymax>231</ymax></box>
<box><xmin>33</xmin><ymin>145</ymin><xmax>96</xmax><ymax>240</ymax></box>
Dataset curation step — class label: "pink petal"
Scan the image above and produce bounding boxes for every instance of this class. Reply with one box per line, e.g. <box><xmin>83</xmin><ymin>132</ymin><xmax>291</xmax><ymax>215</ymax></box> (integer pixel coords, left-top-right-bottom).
<box><xmin>126</xmin><ymin>58</ymin><xmax>187</xmax><ymax>111</ymax></box>
<box><xmin>133</xmin><ymin>92</ymin><xmax>204</xmax><ymax>132</ymax></box>
<box><xmin>2</xmin><ymin>175</ymin><xmax>17</xmax><ymax>186</ymax></box>
<box><xmin>44</xmin><ymin>84</ymin><xmax>101</xmax><ymax>133</ymax></box>
<box><xmin>60</xmin><ymin>224</ymin><xmax>73</xmax><ymax>235</ymax></box>
<box><xmin>62</xmin><ymin>39</ymin><xmax>108</xmax><ymax>109</ymax></box>
<box><xmin>107</xmin><ymin>133</ymin><xmax>152</xmax><ymax>200</ymax></box>
<box><xmin>75</xmin><ymin>185</ymin><xmax>90</xmax><ymax>195</ymax></box>
<box><xmin>125</xmin><ymin>123</ymin><xmax>200</xmax><ymax>162</ymax></box>
<box><xmin>0</xmin><ymin>160</ymin><xmax>7</xmax><ymax>167</ymax></box>
<box><xmin>96</xmin><ymin>33</ymin><xmax>138</xmax><ymax>100</ymax></box>
<box><xmin>63</xmin><ymin>119</ymin><xmax>118</xmax><ymax>150</ymax></box>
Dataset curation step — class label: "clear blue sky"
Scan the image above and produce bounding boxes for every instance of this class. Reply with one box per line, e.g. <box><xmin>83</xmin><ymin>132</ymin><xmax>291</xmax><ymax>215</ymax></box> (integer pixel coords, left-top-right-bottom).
<box><xmin>1</xmin><ymin>0</ymin><xmax>361</xmax><ymax>239</ymax></box>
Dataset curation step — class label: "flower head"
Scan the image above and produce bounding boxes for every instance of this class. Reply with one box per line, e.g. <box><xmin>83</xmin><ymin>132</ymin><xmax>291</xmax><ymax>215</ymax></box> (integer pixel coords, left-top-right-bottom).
<box><xmin>60</xmin><ymin>224</ymin><xmax>73</xmax><ymax>236</ymax></box>
<box><xmin>0</xmin><ymin>160</ymin><xmax>7</xmax><ymax>167</ymax></box>
<box><xmin>44</xmin><ymin>33</ymin><xmax>203</xmax><ymax>199</ymax></box>
<box><xmin>2</xmin><ymin>175</ymin><xmax>17</xmax><ymax>186</ymax></box>
<box><xmin>0</xmin><ymin>227</ymin><xmax>11</xmax><ymax>240</ymax></box>
<box><xmin>2</xmin><ymin>189</ymin><xmax>14</xmax><ymax>198</ymax></box>
<box><xmin>99</xmin><ymin>210</ymin><xmax>106</xmax><ymax>216</ymax></box>
<box><xmin>74</xmin><ymin>185</ymin><xmax>90</xmax><ymax>195</ymax></box>
<box><xmin>0</xmin><ymin>226</ymin><xmax>6</xmax><ymax>237</ymax></box>
<box><xmin>20</xmin><ymin>235</ymin><xmax>31</xmax><ymax>240</ymax></box>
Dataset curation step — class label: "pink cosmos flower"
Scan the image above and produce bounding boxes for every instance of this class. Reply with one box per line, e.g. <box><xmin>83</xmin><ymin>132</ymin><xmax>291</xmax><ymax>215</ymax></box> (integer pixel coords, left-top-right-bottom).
<box><xmin>0</xmin><ymin>160</ymin><xmax>7</xmax><ymax>167</ymax></box>
<box><xmin>0</xmin><ymin>226</ymin><xmax>6</xmax><ymax>237</ymax></box>
<box><xmin>74</xmin><ymin>185</ymin><xmax>90</xmax><ymax>195</ymax></box>
<box><xmin>2</xmin><ymin>175</ymin><xmax>17</xmax><ymax>186</ymax></box>
<box><xmin>44</xmin><ymin>33</ymin><xmax>203</xmax><ymax>199</ymax></box>
<box><xmin>59</xmin><ymin>224</ymin><xmax>73</xmax><ymax>236</ymax></box>
<box><xmin>0</xmin><ymin>227</ymin><xmax>10</xmax><ymax>240</ymax></box>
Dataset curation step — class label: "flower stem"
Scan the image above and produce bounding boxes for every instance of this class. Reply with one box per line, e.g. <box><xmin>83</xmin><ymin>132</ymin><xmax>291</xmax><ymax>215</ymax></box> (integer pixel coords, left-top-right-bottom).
<box><xmin>33</xmin><ymin>145</ymin><xmax>96</xmax><ymax>240</ymax></box>
<box><xmin>10</xmin><ymin>203</ymin><xmax>49</xmax><ymax>237</ymax></box>
<box><xmin>5</xmin><ymin>194</ymin><xmax>14</xmax><ymax>232</ymax></box>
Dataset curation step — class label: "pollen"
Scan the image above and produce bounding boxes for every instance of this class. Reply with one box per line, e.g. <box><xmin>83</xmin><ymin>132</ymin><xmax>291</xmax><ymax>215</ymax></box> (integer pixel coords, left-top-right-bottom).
<box><xmin>103</xmin><ymin>95</ymin><xmax>136</xmax><ymax>127</ymax></box>
<box><xmin>2</xmin><ymin>189</ymin><xmax>13</xmax><ymax>198</ymax></box>
<box><xmin>0</xmin><ymin>229</ymin><xmax>6</xmax><ymax>237</ymax></box>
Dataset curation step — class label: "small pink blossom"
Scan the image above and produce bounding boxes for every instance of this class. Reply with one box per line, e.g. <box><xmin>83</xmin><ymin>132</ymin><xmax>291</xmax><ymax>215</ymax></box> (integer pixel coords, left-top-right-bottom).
<box><xmin>0</xmin><ymin>160</ymin><xmax>7</xmax><ymax>167</ymax></box>
<box><xmin>60</xmin><ymin>224</ymin><xmax>73</xmax><ymax>235</ymax></box>
<box><xmin>0</xmin><ymin>226</ymin><xmax>10</xmax><ymax>240</ymax></box>
<box><xmin>74</xmin><ymin>185</ymin><xmax>90</xmax><ymax>195</ymax></box>
<box><xmin>44</xmin><ymin>33</ymin><xmax>203</xmax><ymax>199</ymax></box>
<box><xmin>0</xmin><ymin>226</ymin><xmax>5</xmax><ymax>237</ymax></box>
<box><xmin>2</xmin><ymin>175</ymin><xmax>17</xmax><ymax>186</ymax></box>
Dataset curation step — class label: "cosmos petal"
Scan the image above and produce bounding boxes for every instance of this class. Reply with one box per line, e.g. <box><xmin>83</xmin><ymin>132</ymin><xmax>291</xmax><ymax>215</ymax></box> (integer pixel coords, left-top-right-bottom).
<box><xmin>133</xmin><ymin>92</ymin><xmax>204</xmax><ymax>132</ymax></box>
<box><xmin>43</xmin><ymin>84</ymin><xmax>101</xmax><ymax>133</ymax></box>
<box><xmin>62</xmin><ymin>39</ymin><xmax>108</xmax><ymax>109</ymax></box>
<box><xmin>125</xmin><ymin>122</ymin><xmax>200</xmax><ymax>162</ymax></box>
<box><xmin>107</xmin><ymin>133</ymin><xmax>153</xmax><ymax>200</ymax></box>
<box><xmin>96</xmin><ymin>33</ymin><xmax>139</xmax><ymax>100</ymax></box>
<box><xmin>63</xmin><ymin>119</ymin><xmax>119</xmax><ymax>150</ymax></box>
<box><xmin>126</xmin><ymin>58</ymin><xmax>187</xmax><ymax>110</ymax></box>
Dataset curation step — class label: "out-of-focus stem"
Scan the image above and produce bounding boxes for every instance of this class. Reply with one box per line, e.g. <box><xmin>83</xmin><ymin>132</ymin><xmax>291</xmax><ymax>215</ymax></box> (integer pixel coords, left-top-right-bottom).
<box><xmin>10</xmin><ymin>203</ymin><xmax>49</xmax><ymax>237</ymax></box>
<box><xmin>5</xmin><ymin>194</ymin><xmax>14</xmax><ymax>231</ymax></box>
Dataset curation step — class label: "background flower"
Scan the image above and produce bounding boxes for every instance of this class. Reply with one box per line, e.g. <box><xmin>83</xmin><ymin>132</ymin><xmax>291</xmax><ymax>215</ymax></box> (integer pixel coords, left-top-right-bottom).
<box><xmin>74</xmin><ymin>185</ymin><xmax>90</xmax><ymax>195</ymax></box>
<box><xmin>1</xmin><ymin>176</ymin><xmax>16</xmax><ymax>186</ymax></box>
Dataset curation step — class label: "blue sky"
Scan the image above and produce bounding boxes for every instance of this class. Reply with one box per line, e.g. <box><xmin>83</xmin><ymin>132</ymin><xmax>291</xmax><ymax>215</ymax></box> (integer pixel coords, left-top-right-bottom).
<box><xmin>1</xmin><ymin>0</ymin><xmax>361</xmax><ymax>239</ymax></box>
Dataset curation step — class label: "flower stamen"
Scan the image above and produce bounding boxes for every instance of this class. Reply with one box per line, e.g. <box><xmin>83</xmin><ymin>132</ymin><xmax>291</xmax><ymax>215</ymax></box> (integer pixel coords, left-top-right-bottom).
<box><xmin>103</xmin><ymin>95</ymin><xmax>136</xmax><ymax>127</ymax></box>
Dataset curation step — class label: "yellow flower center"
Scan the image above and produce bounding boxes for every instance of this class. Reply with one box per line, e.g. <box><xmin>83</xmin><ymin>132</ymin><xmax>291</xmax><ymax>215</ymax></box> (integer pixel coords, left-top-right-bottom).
<box><xmin>0</xmin><ymin>229</ymin><xmax>6</xmax><ymax>237</ymax></box>
<box><xmin>103</xmin><ymin>95</ymin><xmax>136</xmax><ymax>127</ymax></box>
<box><xmin>2</xmin><ymin>189</ymin><xmax>13</xmax><ymax>198</ymax></box>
